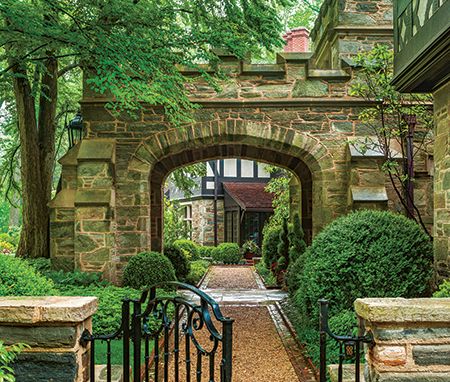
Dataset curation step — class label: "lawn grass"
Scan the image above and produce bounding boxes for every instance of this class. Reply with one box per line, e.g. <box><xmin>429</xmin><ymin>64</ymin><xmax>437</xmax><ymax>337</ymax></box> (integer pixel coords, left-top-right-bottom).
<box><xmin>94</xmin><ymin>339</ymin><xmax>154</xmax><ymax>365</ymax></box>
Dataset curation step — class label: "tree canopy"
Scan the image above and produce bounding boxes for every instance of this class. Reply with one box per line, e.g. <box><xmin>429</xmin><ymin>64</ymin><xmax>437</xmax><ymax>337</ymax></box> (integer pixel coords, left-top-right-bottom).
<box><xmin>0</xmin><ymin>0</ymin><xmax>294</xmax><ymax>257</ymax></box>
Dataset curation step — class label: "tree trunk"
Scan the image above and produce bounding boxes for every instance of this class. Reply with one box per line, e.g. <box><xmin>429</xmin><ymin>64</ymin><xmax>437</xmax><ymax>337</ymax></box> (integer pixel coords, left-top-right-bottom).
<box><xmin>12</xmin><ymin>56</ymin><xmax>58</xmax><ymax>258</ymax></box>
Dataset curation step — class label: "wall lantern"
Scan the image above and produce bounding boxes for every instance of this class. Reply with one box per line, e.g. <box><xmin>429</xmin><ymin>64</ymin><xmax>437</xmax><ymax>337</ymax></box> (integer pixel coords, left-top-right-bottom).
<box><xmin>67</xmin><ymin>111</ymin><xmax>84</xmax><ymax>148</ymax></box>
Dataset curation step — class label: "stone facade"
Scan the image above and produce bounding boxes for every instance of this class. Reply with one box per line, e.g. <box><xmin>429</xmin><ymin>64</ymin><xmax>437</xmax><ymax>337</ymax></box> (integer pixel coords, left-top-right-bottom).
<box><xmin>355</xmin><ymin>298</ymin><xmax>450</xmax><ymax>382</ymax></box>
<box><xmin>190</xmin><ymin>199</ymin><xmax>225</xmax><ymax>246</ymax></box>
<box><xmin>433</xmin><ymin>81</ymin><xmax>450</xmax><ymax>282</ymax></box>
<box><xmin>0</xmin><ymin>296</ymin><xmax>97</xmax><ymax>382</ymax></box>
<box><xmin>49</xmin><ymin>0</ymin><xmax>433</xmax><ymax>282</ymax></box>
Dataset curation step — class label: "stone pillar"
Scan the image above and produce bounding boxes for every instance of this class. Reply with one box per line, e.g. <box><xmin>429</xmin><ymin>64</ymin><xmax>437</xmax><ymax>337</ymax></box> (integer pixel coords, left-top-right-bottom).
<box><xmin>433</xmin><ymin>81</ymin><xmax>450</xmax><ymax>283</ymax></box>
<box><xmin>355</xmin><ymin>298</ymin><xmax>450</xmax><ymax>382</ymax></box>
<box><xmin>0</xmin><ymin>296</ymin><xmax>97</xmax><ymax>382</ymax></box>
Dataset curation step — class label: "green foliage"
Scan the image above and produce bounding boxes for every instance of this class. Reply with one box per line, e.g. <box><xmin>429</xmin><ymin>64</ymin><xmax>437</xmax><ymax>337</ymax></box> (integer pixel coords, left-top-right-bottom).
<box><xmin>173</xmin><ymin>239</ymin><xmax>200</xmax><ymax>261</ymax></box>
<box><xmin>0</xmin><ymin>342</ymin><xmax>29</xmax><ymax>382</ymax></box>
<box><xmin>212</xmin><ymin>243</ymin><xmax>242</xmax><ymax>264</ymax></box>
<box><xmin>197</xmin><ymin>246</ymin><xmax>215</xmax><ymax>258</ymax></box>
<box><xmin>264</xmin><ymin>167</ymin><xmax>291</xmax><ymax>228</ymax></box>
<box><xmin>163</xmin><ymin>198</ymin><xmax>192</xmax><ymax>246</ymax></box>
<box><xmin>0</xmin><ymin>255</ymin><xmax>56</xmax><ymax>296</ymax></box>
<box><xmin>164</xmin><ymin>244</ymin><xmax>191</xmax><ymax>282</ymax></box>
<box><xmin>255</xmin><ymin>261</ymin><xmax>277</xmax><ymax>287</ymax></box>
<box><xmin>291</xmin><ymin>210</ymin><xmax>433</xmax><ymax>366</ymax></box>
<box><xmin>241</xmin><ymin>240</ymin><xmax>260</xmax><ymax>256</ymax></box>
<box><xmin>434</xmin><ymin>280</ymin><xmax>450</xmax><ymax>298</ymax></box>
<box><xmin>0</xmin><ymin>241</ymin><xmax>15</xmax><ymax>255</ymax></box>
<box><xmin>123</xmin><ymin>251</ymin><xmax>176</xmax><ymax>289</ymax></box>
<box><xmin>169</xmin><ymin>163</ymin><xmax>206</xmax><ymax>197</ymax></box>
<box><xmin>26</xmin><ymin>258</ymin><xmax>107</xmax><ymax>287</ymax></box>
<box><xmin>262</xmin><ymin>225</ymin><xmax>283</xmax><ymax>268</ymax></box>
<box><xmin>59</xmin><ymin>285</ymin><xmax>141</xmax><ymax>335</ymax></box>
<box><xmin>185</xmin><ymin>260</ymin><xmax>210</xmax><ymax>286</ymax></box>
<box><xmin>288</xmin><ymin>214</ymin><xmax>306</xmax><ymax>263</ymax></box>
<box><xmin>0</xmin><ymin>228</ymin><xmax>20</xmax><ymax>248</ymax></box>
<box><xmin>276</xmin><ymin>218</ymin><xmax>290</xmax><ymax>271</ymax></box>
<box><xmin>286</xmin><ymin>213</ymin><xmax>307</xmax><ymax>293</ymax></box>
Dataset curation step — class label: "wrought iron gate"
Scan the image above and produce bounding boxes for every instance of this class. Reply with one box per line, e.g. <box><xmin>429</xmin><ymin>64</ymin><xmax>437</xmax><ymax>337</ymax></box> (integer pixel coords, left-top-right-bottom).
<box><xmin>319</xmin><ymin>300</ymin><xmax>373</xmax><ymax>382</ymax></box>
<box><xmin>80</xmin><ymin>281</ymin><xmax>234</xmax><ymax>382</ymax></box>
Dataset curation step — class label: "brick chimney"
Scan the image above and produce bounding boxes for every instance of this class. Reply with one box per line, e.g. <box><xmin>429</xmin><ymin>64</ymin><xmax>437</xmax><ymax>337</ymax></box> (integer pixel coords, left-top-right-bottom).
<box><xmin>283</xmin><ymin>27</ymin><xmax>309</xmax><ymax>52</ymax></box>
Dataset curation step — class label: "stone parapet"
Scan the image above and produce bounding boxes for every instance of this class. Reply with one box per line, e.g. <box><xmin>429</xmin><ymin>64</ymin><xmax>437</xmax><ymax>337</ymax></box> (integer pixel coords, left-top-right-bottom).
<box><xmin>0</xmin><ymin>296</ymin><xmax>98</xmax><ymax>382</ymax></box>
<box><xmin>355</xmin><ymin>298</ymin><xmax>450</xmax><ymax>381</ymax></box>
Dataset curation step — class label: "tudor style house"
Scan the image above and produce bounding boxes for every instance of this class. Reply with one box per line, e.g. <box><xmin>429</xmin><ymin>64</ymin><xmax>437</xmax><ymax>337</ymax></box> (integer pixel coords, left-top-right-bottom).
<box><xmin>168</xmin><ymin>159</ymin><xmax>275</xmax><ymax>247</ymax></box>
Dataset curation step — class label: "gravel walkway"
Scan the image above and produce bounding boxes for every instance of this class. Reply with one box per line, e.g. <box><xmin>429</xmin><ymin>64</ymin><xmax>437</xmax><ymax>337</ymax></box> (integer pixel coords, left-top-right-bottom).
<box><xmin>204</xmin><ymin>266</ymin><xmax>260</xmax><ymax>290</ymax></box>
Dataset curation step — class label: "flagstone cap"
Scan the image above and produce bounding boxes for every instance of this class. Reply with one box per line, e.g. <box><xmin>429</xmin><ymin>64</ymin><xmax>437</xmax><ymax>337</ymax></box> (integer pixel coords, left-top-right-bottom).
<box><xmin>355</xmin><ymin>298</ymin><xmax>450</xmax><ymax>323</ymax></box>
<box><xmin>0</xmin><ymin>296</ymin><xmax>98</xmax><ymax>324</ymax></box>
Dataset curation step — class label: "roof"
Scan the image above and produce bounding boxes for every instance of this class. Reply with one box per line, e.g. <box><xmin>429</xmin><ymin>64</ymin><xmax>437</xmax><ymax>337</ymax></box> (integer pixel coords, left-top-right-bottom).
<box><xmin>223</xmin><ymin>182</ymin><xmax>274</xmax><ymax>212</ymax></box>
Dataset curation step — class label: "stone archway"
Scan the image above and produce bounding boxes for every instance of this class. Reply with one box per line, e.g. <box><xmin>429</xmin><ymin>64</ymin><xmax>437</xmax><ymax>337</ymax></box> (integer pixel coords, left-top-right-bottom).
<box><xmin>128</xmin><ymin>121</ymin><xmax>337</xmax><ymax>254</ymax></box>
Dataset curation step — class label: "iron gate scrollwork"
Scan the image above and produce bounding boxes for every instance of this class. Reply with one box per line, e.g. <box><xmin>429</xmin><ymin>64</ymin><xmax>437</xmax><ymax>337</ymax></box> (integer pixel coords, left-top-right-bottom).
<box><xmin>80</xmin><ymin>281</ymin><xmax>234</xmax><ymax>382</ymax></box>
<box><xmin>319</xmin><ymin>300</ymin><xmax>373</xmax><ymax>382</ymax></box>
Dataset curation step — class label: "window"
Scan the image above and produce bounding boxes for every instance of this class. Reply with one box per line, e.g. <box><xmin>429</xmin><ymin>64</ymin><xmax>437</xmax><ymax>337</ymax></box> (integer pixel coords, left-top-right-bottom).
<box><xmin>223</xmin><ymin>159</ymin><xmax>237</xmax><ymax>177</ymax></box>
<box><xmin>225</xmin><ymin>211</ymin><xmax>239</xmax><ymax>243</ymax></box>
<box><xmin>240</xmin><ymin>160</ymin><xmax>254</xmax><ymax>177</ymax></box>
<box><xmin>257</xmin><ymin>163</ymin><xmax>270</xmax><ymax>178</ymax></box>
<box><xmin>183</xmin><ymin>204</ymin><xmax>193</xmax><ymax>239</ymax></box>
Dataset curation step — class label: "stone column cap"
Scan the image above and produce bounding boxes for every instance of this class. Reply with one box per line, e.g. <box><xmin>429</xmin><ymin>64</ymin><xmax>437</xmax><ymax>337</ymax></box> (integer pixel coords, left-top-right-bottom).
<box><xmin>355</xmin><ymin>298</ymin><xmax>450</xmax><ymax>323</ymax></box>
<box><xmin>0</xmin><ymin>296</ymin><xmax>98</xmax><ymax>324</ymax></box>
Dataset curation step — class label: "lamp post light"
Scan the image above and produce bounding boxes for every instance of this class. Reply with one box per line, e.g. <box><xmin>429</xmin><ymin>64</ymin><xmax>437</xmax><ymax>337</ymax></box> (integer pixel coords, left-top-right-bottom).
<box><xmin>67</xmin><ymin>111</ymin><xmax>84</xmax><ymax>148</ymax></box>
<box><xmin>402</xmin><ymin>113</ymin><xmax>416</xmax><ymax>219</ymax></box>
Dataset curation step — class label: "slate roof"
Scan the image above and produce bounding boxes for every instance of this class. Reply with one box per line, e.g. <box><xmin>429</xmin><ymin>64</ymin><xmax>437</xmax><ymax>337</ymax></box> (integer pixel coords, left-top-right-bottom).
<box><xmin>222</xmin><ymin>182</ymin><xmax>274</xmax><ymax>211</ymax></box>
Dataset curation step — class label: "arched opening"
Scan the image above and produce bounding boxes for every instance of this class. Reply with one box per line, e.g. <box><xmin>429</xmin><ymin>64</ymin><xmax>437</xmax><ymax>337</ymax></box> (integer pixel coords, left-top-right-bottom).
<box><xmin>149</xmin><ymin>144</ymin><xmax>313</xmax><ymax>252</ymax></box>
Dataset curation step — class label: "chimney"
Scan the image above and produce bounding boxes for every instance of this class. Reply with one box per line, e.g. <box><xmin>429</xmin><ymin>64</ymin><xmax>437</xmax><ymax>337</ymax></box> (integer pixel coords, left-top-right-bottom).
<box><xmin>283</xmin><ymin>27</ymin><xmax>309</xmax><ymax>52</ymax></box>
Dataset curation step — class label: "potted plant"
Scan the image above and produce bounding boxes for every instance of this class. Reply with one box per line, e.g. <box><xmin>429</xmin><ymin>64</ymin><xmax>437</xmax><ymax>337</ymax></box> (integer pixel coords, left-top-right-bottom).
<box><xmin>241</xmin><ymin>240</ymin><xmax>260</xmax><ymax>260</ymax></box>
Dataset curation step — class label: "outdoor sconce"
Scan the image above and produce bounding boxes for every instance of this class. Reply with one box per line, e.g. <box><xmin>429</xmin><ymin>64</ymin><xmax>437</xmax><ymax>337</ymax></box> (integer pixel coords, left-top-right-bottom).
<box><xmin>67</xmin><ymin>111</ymin><xmax>84</xmax><ymax>148</ymax></box>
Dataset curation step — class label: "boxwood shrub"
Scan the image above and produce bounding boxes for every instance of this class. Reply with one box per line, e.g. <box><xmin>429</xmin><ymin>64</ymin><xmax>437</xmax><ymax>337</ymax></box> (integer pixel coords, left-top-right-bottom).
<box><xmin>164</xmin><ymin>244</ymin><xmax>191</xmax><ymax>281</ymax></box>
<box><xmin>173</xmin><ymin>239</ymin><xmax>200</xmax><ymax>261</ymax></box>
<box><xmin>0</xmin><ymin>255</ymin><xmax>56</xmax><ymax>296</ymax></box>
<box><xmin>185</xmin><ymin>260</ymin><xmax>210</xmax><ymax>286</ymax></box>
<box><xmin>290</xmin><ymin>210</ymin><xmax>433</xmax><ymax>366</ymax></box>
<box><xmin>198</xmin><ymin>245</ymin><xmax>215</xmax><ymax>258</ymax></box>
<box><xmin>123</xmin><ymin>251</ymin><xmax>176</xmax><ymax>289</ymax></box>
<box><xmin>212</xmin><ymin>243</ymin><xmax>242</xmax><ymax>264</ymax></box>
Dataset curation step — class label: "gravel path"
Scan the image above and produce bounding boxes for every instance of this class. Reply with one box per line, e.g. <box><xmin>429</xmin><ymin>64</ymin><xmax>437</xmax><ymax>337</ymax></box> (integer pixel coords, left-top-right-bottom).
<box><xmin>205</xmin><ymin>266</ymin><xmax>260</xmax><ymax>290</ymax></box>
<box><xmin>158</xmin><ymin>266</ymin><xmax>316</xmax><ymax>382</ymax></box>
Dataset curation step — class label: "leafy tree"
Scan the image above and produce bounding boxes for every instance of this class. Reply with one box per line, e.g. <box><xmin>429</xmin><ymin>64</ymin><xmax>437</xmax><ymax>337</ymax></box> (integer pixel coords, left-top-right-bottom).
<box><xmin>0</xmin><ymin>0</ymin><xmax>290</xmax><ymax>258</ymax></box>
<box><xmin>163</xmin><ymin>197</ymin><xmax>191</xmax><ymax>245</ymax></box>
<box><xmin>264</xmin><ymin>165</ymin><xmax>291</xmax><ymax>230</ymax></box>
<box><xmin>349</xmin><ymin>45</ymin><xmax>433</xmax><ymax>236</ymax></box>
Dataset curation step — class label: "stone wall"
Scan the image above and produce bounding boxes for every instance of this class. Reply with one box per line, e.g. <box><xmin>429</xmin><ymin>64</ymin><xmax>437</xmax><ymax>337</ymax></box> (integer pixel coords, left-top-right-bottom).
<box><xmin>0</xmin><ymin>296</ymin><xmax>97</xmax><ymax>382</ymax></box>
<box><xmin>49</xmin><ymin>0</ymin><xmax>433</xmax><ymax>281</ymax></box>
<box><xmin>355</xmin><ymin>298</ymin><xmax>450</xmax><ymax>382</ymax></box>
<box><xmin>191</xmin><ymin>199</ymin><xmax>225</xmax><ymax>246</ymax></box>
<box><xmin>433</xmin><ymin>81</ymin><xmax>450</xmax><ymax>282</ymax></box>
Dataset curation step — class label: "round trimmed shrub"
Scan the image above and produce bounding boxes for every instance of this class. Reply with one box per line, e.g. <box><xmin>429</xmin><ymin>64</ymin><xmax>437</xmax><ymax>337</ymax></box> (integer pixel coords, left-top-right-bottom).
<box><xmin>0</xmin><ymin>255</ymin><xmax>56</xmax><ymax>296</ymax></box>
<box><xmin>173</xmin><ymin>239</ymin><xmax>200</xmax><ymax>261</ymax></box>
<box><xmin>294</xmin><ymin>210</ymin><xmax>433</xmax><ymax>319</ymax></box>
<box><xmin>212</xmin><ymin>243</ymin><xmax>242</xmax><ymax>264</ymax></box>
<box><xmin>262</xmin><ymin>225</ymin><xmax>282</xmax><ymax>268</ymax></box>
<box><xmin>164</xmin><ymin>245</ymin><xmax>191</xmax><ymax>281</ymax></box>
<box><xmin>290</xmin><ymin>210</ymin><xmax>433</xmax><ymax>366</ymax></box>
<box><xmin>198</xmin><ymin>245</ymin><xmax>215</xmax><ymax>258</ymax></box>
<box><xmin>123</xmin><ymin>251</ymin><xmax>176</xmax><ymax>289</ymax></box>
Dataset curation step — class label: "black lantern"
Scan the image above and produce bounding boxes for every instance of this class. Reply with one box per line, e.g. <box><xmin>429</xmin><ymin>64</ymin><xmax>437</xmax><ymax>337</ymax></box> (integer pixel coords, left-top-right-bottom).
<box><xmin>67</xmin><ymin>111</ymin><xmax>83</xmax><ymax>148</ymax></box>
